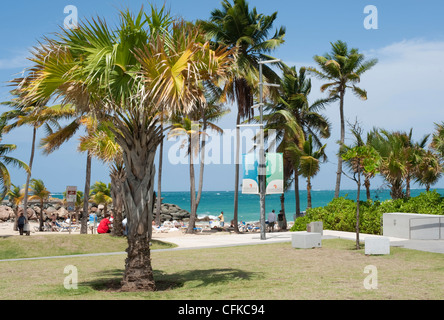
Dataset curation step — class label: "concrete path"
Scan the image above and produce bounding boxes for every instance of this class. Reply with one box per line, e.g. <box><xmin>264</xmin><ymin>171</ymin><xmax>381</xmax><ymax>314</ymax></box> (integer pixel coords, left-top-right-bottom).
<box><xmin>155</xmin><ymin>230</ymin><xmax>444</xmax><ymax>254</ymax></box>
<box><xmin>1</xmin><ymin>230</ymin><xmax>443</xmax><ymax>262</ymax></box>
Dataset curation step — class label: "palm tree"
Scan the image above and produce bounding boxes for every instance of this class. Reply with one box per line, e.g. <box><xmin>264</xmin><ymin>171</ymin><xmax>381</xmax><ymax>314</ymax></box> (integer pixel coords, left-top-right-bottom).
<box><xmin>200</xmin><ymin>0</ymin><xmax>285</xmax><ymax>232</ymax></box>
<box><xmin>89</xmin><ymin>181</ymin><xmax>113</xmax><ymax>216</ymax></box>
<box><xmin>28</xmin><ymin>178</ymin><xmax>50</xmax><ymax>231</ymax></box>
<box><xmin>307</xmin><ymin>40</ymin><xmax>377</xmax><ymax>198</ymax></box>
<box><xmin>263</xmin><ymin>65</ymin><xmax>331</xmax><ymax>217</ymax></box>
<box><xmin>1</xmin><ymin>92</ymin><xmax>74</xmax><ymax>223</ymax></box>
<box><xmin>78</xmin><ymin>121</ymin><xmax>126</xmax><ymax>236</ymax></box>
<box><xmin>16</xmin><ymin>8</ymin><xmax>233</xmax><ymax>292</ymax></box>
<box><xmin>414</xmin><ymin>149</ymin><xmax>443</xmax><ymax>192</ymax></box>
<box><xmin>8</xmin><ymin>184</ymin><xmax>24</xmax><ymax>231</ymax></box>
<box><xmin>431</xmin><ymin>122</ymin><xmax>444</xmax><ymax>157</ymax></box>
<box><xmin>168</xmin><ymin>102</ymin><xmax>228</xmax><ymax>233</ymax></box>
<box><xmin>0</xmin><ymin>119</ymin><xmax>30</xmax><ymax>200</ymax></box>
<box><xmin>40</xmin><ymin>114</ymin><xmax>97</xmax><ymax>234</ymax></box>
<box><xmin>289</xmin><ymin>135</ymin><xmax>327</xmax><ymax>209</ymax></box>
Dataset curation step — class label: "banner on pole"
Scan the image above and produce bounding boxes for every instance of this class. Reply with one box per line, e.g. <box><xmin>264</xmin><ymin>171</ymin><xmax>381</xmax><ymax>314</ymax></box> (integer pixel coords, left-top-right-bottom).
<box><xmin>242</xmin><ymin>153</ymin><xmax>259</xmax><ymax>194</ymax></box>
<box><xmin>265</xmin><ymin>153</ymin><xmax>284</xmax><ymax>194</ymax></box>
<box><xmin>242</xmin><ymin>153</ymin><xmax>283</xmax><ymax>195</ymax></box>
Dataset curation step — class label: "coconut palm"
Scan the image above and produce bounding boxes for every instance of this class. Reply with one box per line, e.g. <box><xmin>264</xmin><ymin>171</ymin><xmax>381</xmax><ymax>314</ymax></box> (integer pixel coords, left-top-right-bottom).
<box><xmin>168</xmin><ymin>101</ymin><xmax>228</xmax><ymax>233</ymax></box>
<box><xmin>28</xmin><ymin>178</ymin><xmax>50</xmax><ymax>231</ymax></box>
<box><xmin>263</xmin><ymin>65</ymin><xmax>331</xmax><ymax>217</ymax></box>
<box><xmin>40</xmin><ymin>113</ymin><xmax>97</xmax><ymax>234</ymax></box>
<box><xmin>307</xmin><ymin>40</ymin><xmax>377</xmax><ymax>198</ymax></box>
<box><xmin>15</xmin><ymin>7</ymin><xmax>233</xmax><ymax>291</ymax></box>
<box><xmin>0</xmin><ymin>116</ymin><xmax>30</xmax><ymax>199</ymax></box>
<box><xmin>200</xmin><ymin>0</ymin><xmax>285</xmax><ymax>232</ymax></box>
<box><xmin>89</xmin><ymin>181</ymin><xmax>113</xmax><ymax>216</ymax></box>
<box><xmin>79</xmin><ymin>121</ymin><xmax>126</xmax><ymax>236</ymax></box>
<box><xmin>289</xmin><ymin>135</ymin><xmax>327</xmax><ymax>209</ymax></box>
<box><xmin>1</xmin><ymin>93</ymin><xmax>75</xmax><ymax>222</ymax></box>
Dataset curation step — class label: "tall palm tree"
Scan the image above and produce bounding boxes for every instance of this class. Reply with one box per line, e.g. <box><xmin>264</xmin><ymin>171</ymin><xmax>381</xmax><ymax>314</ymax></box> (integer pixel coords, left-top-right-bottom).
<box><xmin>1</xmin><ymin>94</ymin><xmax>74</xmax><ymax>222</ymax></box>
<box><xmin>40</xmin><ymin>114</ymin><xmax>97</xmax><ymax>233</ymax></box>
<box><xmin>168</xmin><ymin>102</ymin><xmax>228</xmax><ymax>233</ymax></box>
<box><xmin>16</xmin><ymin>8</ymin><xmax>233</xmax><ymax>292</ymax></box>
<box><xmin>289</xmin><ymin>135</ymin><xmax>327</xmax><ymax>209</ymax></box>
<box><xmin>307</xmin><ymin>40</ymin><xmax>377</xmax><ymax>198</ymax></box>
<box><xmin>28</xmin><ymin>178</ymin><xmax>50</xmax><ymax>231</ymax></box>
<box><xmin>263</xmin><ymin>65</ymin><xmax>331</xmax><ymax>217</ymax></box>
<box><xmin>0</xmin><ymin>118</ymin><xmax>30</xmax><ymax>200</ymax></box>
<box><xmin>200</xmin><ymin>0</ymin><xmax>285</xmax><ymax>232</ymax></box>
<box><xmin>78</xmin><ymin>121</ymin><xmax>126</xmax><ymax>236</ymax></box>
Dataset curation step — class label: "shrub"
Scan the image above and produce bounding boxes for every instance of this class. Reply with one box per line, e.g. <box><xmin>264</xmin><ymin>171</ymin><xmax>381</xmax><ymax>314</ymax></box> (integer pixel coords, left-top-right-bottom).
<box><xmin>290</xmin><ymin>190</ymin><xmax>444</xmax><ymax>235</ymax></box>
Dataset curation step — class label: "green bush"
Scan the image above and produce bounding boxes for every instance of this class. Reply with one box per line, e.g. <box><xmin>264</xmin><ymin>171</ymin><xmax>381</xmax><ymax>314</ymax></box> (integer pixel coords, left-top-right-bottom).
<box><xmin>290</xmin><ymin>190</ymin><xmax>444</xmax><ymax>235</ymax></box>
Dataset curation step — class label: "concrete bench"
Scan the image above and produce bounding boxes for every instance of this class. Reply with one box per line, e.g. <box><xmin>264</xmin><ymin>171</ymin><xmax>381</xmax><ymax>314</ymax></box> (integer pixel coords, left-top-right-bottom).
<box><xmin>364</xmin><ymin>236</ymin><xmax>390</xmax><ymax>255</ymax></box>
<box><xmin>383</xmin><ymin>213</ymin><xmax>444</xmax><ymax>240</ymax></box>
<box><xmin>291</xmin><ymin>231</ymin><xmax>322</xmax><ymax>249</ymax></box>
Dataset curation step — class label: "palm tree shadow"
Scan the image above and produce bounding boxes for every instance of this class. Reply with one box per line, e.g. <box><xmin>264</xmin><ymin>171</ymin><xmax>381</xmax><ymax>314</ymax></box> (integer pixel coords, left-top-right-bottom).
<box><xmin>82</xmin><ymin>268</ymin><xmax>261</xmax><ymax>292</ymax></box>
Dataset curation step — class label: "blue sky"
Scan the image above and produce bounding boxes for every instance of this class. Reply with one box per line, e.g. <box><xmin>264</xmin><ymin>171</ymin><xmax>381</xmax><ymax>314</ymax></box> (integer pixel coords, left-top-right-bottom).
<box><xmin>1</xmin><ymin>0</ymin><xmax>444</xmax><ymax>193</ymax></box>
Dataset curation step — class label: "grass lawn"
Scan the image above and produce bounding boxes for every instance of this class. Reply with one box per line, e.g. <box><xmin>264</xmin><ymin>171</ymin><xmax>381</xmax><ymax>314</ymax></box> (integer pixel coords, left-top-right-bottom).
<box><xmin>0</xmin><ymin>234</ymin><xmax>442</xmax><ymax>300</ymax></box>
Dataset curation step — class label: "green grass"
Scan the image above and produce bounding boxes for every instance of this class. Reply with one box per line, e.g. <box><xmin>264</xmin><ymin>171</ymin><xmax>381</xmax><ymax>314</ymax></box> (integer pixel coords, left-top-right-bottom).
<box><xmin>0</xmin><ymin>235</ymin><xmax>442</xmax><ymax>300</ymax></box>
<box><xmin>0</xmin><ymin>234</ymin><xmax>175</xmax><ymax>260</ymax></box>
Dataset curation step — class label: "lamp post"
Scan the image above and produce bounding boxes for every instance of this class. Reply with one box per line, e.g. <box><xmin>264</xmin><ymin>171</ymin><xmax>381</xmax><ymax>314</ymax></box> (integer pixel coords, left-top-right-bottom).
<box><xmin>258</xmin><ymin>59</ymin><xmax>280</xmax><ymax>240</ymax></box>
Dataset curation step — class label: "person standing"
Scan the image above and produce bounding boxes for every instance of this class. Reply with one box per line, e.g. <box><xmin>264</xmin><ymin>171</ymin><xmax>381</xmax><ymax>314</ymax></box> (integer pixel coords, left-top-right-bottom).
<box><xmin>267</xmin><ymin>210</ymin><xmax>277</xmax><ymax>232</ymax></box>
<box><xmin>218</xmin><ymin>211</ymin><xmax>225</xmax><ymax>228</ymax></box>
<box><xmin>17</xmin><ymin>212</ymin><xmax>26</xmax><ymax>236</ymax></box>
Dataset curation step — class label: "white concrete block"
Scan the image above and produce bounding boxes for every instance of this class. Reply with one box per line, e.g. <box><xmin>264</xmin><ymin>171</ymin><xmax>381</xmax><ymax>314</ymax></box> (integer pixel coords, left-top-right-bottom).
<box><xmin>291</xmin><ymin>231</ymin><xmax>322</xmax><ymax>249</ymax></box>
<box><xmin>307</xmin><ymin>221</ymin><xmax>323</xmax><ymax>235</ymax></box>
<box><xmin>364</xmin><ymin>236</ymin><xmax>390</xmax><ymax>255</ymax></box>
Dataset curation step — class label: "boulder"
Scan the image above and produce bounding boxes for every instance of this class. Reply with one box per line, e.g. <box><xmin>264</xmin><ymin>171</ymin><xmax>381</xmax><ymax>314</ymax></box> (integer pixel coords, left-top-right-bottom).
<box><xmin>0</xmin><ymin>205</ymin><xmax>15</xmax><ymax>221</ymax></box>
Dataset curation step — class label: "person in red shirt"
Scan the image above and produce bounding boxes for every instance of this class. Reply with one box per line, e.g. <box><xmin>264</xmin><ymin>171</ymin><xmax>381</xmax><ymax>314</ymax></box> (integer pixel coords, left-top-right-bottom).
<box><xmin>97</xmin><ymin>214</ymin><xmax>112</xmax><ymax>234</ymax></box>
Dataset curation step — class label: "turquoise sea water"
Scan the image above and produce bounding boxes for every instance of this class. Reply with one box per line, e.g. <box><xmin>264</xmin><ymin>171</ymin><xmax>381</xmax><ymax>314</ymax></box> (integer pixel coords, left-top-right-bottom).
<box><xmin>52</xmin><ymin>188</ymin><xmax>444</xmax><ymax>223</ymax></box>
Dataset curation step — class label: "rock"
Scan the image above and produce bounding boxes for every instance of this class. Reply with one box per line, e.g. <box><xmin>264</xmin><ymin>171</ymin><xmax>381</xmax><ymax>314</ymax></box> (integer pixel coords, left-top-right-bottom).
<box><xmin>0</xmin><ymin>206</ymin><xmax>15</xmax><ymax>221</ymax></box>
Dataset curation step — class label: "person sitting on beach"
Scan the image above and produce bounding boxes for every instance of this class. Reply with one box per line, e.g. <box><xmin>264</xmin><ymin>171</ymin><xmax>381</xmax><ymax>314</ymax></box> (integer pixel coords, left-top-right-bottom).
<box><xmin>267</xmin><ymin>210</ymin><xmax>277</xmax><ymax>232</ymax></box>
<box><xmin>97</xmin><ymin>214</ymin><xmax>112</xmax><ymax>234</ymax></box>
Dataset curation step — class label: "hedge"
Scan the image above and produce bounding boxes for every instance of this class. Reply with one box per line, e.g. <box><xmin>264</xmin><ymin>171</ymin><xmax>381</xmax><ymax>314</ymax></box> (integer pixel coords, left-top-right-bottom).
<box><xmin>290</xmin><ymin>190</ymin><xmax>444</xmax><ymax>235</ymax></box>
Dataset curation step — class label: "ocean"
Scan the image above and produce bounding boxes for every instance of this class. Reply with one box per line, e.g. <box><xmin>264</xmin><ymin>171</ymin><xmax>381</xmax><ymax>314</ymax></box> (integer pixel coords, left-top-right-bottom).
<box><xmin>53</xmin><ymin>188</ymin><xmax>444</xmax><ymax>224</ymax></box>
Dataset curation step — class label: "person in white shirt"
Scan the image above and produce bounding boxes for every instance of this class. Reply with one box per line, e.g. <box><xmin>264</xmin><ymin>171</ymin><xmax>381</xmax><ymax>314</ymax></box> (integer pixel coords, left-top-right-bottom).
<box><xmin>267</xmin><ymin>210</ymin><xmax>277</xmax><ymax>232</ymax></box>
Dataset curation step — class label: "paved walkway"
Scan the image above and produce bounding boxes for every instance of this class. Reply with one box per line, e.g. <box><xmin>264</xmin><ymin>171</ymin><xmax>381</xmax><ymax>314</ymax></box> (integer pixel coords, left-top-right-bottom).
<box><xmin>1</xmin><ymin>230</ymin><xmax>443</xmax><ymax>262</ymax></box>
<box><xmin>154</xmin><ymin>230</ymin><xmax>444</xmax><ymax>254</ymax></box>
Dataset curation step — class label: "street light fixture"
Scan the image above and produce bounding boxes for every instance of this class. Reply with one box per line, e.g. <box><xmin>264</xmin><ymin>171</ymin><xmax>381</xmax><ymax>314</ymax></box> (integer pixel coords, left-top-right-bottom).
<box><xmin>257</xmin><ymin>58</ymin><xmax>280</xmax><ymax>240</ymax></box>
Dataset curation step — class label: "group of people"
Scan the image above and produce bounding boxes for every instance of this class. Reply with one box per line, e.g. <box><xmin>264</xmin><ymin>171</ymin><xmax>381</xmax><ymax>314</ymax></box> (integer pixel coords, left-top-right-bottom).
<box><xmin>267</xmin><ymin>209</ymin><xmax>286</xmax><ymax>232</ymax></box>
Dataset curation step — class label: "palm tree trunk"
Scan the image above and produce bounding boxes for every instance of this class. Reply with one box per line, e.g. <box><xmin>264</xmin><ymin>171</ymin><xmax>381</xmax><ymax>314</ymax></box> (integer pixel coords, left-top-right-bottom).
<box><xmin>22</xmin><ymin>126</ymin><xmax>36</xmax><ymax>235</ymax></box>
<box><xmin>117</xmin><ymin>123</ymin><xmax>161</xmax><ymax>292</ymax></box>
<box><xmin>279</xmin><ymin>193</ymin><xmax>287</xmax><ymax>230</ymax></box>
<box><xmin>111</xmin><ymin>166</ymin><xmax>125</xmax><ymax>237</ymax></box>
<box><xmin>306</xmin><ymin>177</ymin><xmax>312</xmax><ymax>209</ymax></box>
<box><xmin>294</xmin><ymin>171</ymin><xmax>301</xmax><ymax>218</ymax></box>
<box><xmin>39</xmin><ymin>199</ymin><xmax>44</xmax><ymax>231</ymax></box>
<box><xmin>187</xmin><ymin>142</ymin><xmax>197</xmax><ymax>234</ymax></box>
<box><xmin>335</xmin><ymin>90</ymin><xmax>345</xmax><ymax>198</ymax></box>
<box><xmin>81</xmin><ymin>151</ymin><xmax>92</xmax><ymax>234</ymax></box>
<box><xmin>356</xmin><ymin>168</ymin><xmax>361</xmax><ymax>250</ymax></box>
<box><xmin>156</xmin><ymin>126</ymin><xmax>163</xmax><ymax>226</ymax></box>
<box><xmin>233</xmin><ymin>113</ymin><xmax>241</xmax><ymax>232</ymax></box>
<box><xmin>120</xmin><ymin>150</ymin><xmax>157</xmax><ymax>291</ymax></box>
<box><xmin>406</xmin><ymin>174</ymin><xmax>411</xmax><ymax>198</ymax></box>
<box><xmin>364</xmin><ymin>175</ymin><xmax>371</xmax><ymax>201</ymax></box>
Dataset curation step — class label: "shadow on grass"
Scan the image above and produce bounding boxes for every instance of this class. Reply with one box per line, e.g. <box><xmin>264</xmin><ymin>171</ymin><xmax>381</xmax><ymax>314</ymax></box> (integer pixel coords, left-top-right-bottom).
<box><xmin>79</xmin><ymin>267</ymin><xmax>261</xmax><ymax>293</ymax></box>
